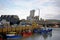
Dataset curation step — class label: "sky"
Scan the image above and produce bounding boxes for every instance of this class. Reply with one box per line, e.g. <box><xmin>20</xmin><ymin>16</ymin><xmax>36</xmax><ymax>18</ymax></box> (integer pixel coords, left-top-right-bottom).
<box><xmin>0</xmin><ymin>0</ymin><xmax>60</xmax><ymax>20</ymax></box>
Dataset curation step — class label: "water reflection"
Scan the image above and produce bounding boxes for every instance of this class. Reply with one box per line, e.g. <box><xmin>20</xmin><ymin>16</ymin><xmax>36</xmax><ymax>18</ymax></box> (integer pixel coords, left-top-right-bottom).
<box><xmin>42</xmin><ymin>32</ymin><xmax>52</xmax><ymax>40</ymax></box>
<box><xmin>21</xmin><ymin>32</ymin><xmax>52</xmax><ymax>40</ymax></box>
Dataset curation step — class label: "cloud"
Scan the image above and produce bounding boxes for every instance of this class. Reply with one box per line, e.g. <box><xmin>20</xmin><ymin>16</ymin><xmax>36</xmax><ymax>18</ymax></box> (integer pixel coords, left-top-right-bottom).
<box><xmin>0</xmin><ymin>8</ymin><xmax>30</xmax><ymax>19</ymax></box>
<box><xmin>8</xmin><ymin>0</ymin><xmax>33</xmax><ymax>9</ymax></box>
<box><xmin>55</xmin><ymin>15</ymin><xmax>60</xmax><ymax>20</ymax></box>
<box><xmin>42</xmin><ymin>0</ymin><xmax>60</xmax><ymax>7</ymax></box>
<box><xmin>40</xmin><ymin>6</ymin><xmax>60</xmax><ymax>19</ymax></box>
<box><xmin>0</xmin><ymin>0</ymin><xmax>60</xmax><ymax>19</ymax></box>
<box><xmin>5</xmin><ymin>0</ymin><xmax>50</xmax><ymax>9</ymax></box>
<box><xmin>0</xmin><ymin>2</ymin><xmax>6</xmax><ymax>10</ymax></box>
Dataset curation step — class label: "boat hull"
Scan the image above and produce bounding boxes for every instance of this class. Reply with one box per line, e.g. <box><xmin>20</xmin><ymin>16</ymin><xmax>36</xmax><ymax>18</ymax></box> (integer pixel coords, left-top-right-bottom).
<box><xmin>33</xmin><ymin>28</ymin><xmax>52</xmax><ymax>34</ymax></box>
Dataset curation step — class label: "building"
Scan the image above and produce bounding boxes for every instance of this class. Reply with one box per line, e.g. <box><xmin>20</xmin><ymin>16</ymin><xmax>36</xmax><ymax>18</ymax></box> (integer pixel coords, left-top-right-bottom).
<box><xmin>1</xmin><ymin>19</ymin><xmax>10</xmax><ymax>28</ymax></box>
<box><xmin>30</xmin><ymin>10</ymin><xmax>35</xmax><ymax>18</ymax></box>
<box><xmin>27</xmin><ymin>10</ymin><xmax>40</xmax><ymax>24</ymax></box>
<box><xmin>27</xmin><ymin>10</ymin><xmax>35</xmax><ymax>21</ymax></box>
<box><xmin>34</xmin><ymin>16</ymin><xmax>39</xmax><ymax>21</ymax></box>
<box><xmin>0</xmin><ymin>15</ymin><xmax>20</xmax><ymax>25</ymax></box>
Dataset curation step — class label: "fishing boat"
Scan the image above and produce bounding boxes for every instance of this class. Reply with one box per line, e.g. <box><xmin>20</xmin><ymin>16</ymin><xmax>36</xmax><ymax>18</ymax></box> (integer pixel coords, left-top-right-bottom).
<box><xmin>0</xmin><ymin>33</ymin><xmax>7</xmax><ymax>40</ymax></box>
<box><xmin>6</xmin><ymin>32</ymin><xmax>16</xmax><ymax>36</ymax></box>
<box><xmin>47</xmin><ymin>28</ymin><xmax>52</xmax><ymax>32</ymax></box>
<box><xmin>6</xmin><ymin>32</ymin><xmax>22</xmax><ymax>40</ymax></box>
<box><xmin>33</xmin><ymin>27</ymin><xmax>52</xmax><ymax>34</ymax></box>
<box><xmin>9</xmin><ymin>32</ymin><xmax>16</xmax><ymax>34</ymax></box>
<box><xmin>21</xmin><ymin>30</ymin><xmax>32</xmax><ymax>37</ymax></box>
<box><xmin>0</xmin><ymin>38</ymin><xmax>2</xmax><ymax>40</ymax></box>
<box><xmin>0</xmin><ymin>35</ymin><xmax>3</xmax><ymax>40</ymax></box>
<box><xmin>39</xmin><ymin>27</ymin><xmax>52</xmax><ymax>34</ymax></box>
<box><xmin>33</xmin><ymin>29</ymin><xmax>38</xmax><ymax>33</ymax></box>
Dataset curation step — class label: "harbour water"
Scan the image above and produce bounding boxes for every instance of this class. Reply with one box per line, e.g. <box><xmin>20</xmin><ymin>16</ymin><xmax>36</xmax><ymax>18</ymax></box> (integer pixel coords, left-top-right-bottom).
<box><xmin>20</xmin><ymin>28</ymin><xmax>60</xmax><ymax>40</ymax></box>
<box><xmin>6</xmin><ymin>28</ymin><xmax>60</xmax><ymax>40</ymax></box>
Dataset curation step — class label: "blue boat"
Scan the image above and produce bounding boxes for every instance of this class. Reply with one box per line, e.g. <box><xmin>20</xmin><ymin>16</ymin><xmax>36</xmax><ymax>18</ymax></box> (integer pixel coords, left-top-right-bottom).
<box><xmin>6</xmin><ymin>32</ymin><xmax>22</xmax><ymax>40</ymax></box>
<box><xmin>6</xmin><ymin>35</ymin><xmax>22</xmax><ymax>38</ymax></box>
<box><xmin>33</xmin><ymin>28</ymin><xmax>52</xmax><ymax>34</ymax></box>
<box><xmin>33</xmin><ymin>29</ymin><xmax>38</xmax><ymax>33</ymax></box>
<box><xmin>6</xmin><ymin>35</ymin><xmax>22</xmax><ymax>40</ymax></box>
<box><xmin>47</xmin><ymin>28</ymin><xmax>52</xmax><ymax>32</ymax></box>
<box><xmin>39</xmin><ymin>28</ymin><xmax>52</xmax><ymax>34</ymax></box>
<box><xmin>40</xmin><ymin>30</ymin><xmax>47</xmax><ymax>34</ymax></box>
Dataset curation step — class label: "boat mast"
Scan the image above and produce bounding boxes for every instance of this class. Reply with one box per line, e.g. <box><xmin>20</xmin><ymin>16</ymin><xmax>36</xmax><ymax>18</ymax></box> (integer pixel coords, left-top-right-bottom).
<box><xmin>38</xmin><ymin>9</ymin><xmax>40</xmax><ymax>20</ymax></box>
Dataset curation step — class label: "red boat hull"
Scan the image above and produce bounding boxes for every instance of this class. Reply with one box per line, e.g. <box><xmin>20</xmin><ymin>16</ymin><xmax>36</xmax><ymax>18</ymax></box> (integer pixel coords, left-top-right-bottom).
<box><xmin>22</xmin><ymin>32</ymin><xmax>32</xmax><ymax>37</ymax></box>
<box><xmin>0</xmin><ymin>38</ymin><xmax>3</xmax><ymax>40</ymax></box>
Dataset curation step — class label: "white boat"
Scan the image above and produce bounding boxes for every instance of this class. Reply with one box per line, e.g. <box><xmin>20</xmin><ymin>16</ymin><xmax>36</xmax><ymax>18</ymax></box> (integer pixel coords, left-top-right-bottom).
<box><xmin>6</xmin><ymin>32</ymin><xmax>16</xmax><ymax>36</ymax></box>
<box><xmin>6</xmin><ymin>34</ymin><xmax>15</xmax><ymax>36</ymax></box>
